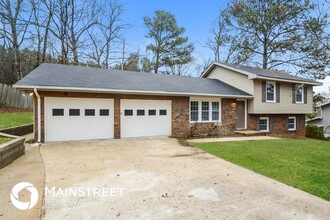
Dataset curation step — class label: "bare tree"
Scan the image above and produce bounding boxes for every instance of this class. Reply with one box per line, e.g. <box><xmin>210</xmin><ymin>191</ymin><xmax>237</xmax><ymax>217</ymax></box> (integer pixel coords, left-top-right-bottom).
<box><xmin>205</xmin><ymin>11</ymin><xmax>228</xmax><ymax>62</ymax></box>
<box><xmin>0</xmin><ymin>0</ymin><xmax>31</xmax><ymax>80</ymax></box>
<box><xmin>86</xmin><ymin>0</ymin><xmax>127</xmax><ymax>68</ymax></box>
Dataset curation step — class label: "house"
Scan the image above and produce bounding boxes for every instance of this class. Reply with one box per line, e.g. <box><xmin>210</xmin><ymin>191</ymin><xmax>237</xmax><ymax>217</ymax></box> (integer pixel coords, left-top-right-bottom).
<box><xmin>13</xmin><ymin>62</ymin><xmax>321</xmax><ymax>143</ymax></box>
<box><xmin>307</xmin><ymin>102</ymin><xmax>330</xmax><ymax>131</ymax></box>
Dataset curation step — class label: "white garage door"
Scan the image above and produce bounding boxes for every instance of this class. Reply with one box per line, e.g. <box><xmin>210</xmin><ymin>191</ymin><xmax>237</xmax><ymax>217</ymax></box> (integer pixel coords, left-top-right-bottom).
<box><xmin>121</xmin><ymin>99</ymin><xmax>171</xmax><ymax>138</ymax></box>
<box><xmin>45</xmin><ymin>97</ymin><xmax>114</xmax><ymax>142</ymax></box>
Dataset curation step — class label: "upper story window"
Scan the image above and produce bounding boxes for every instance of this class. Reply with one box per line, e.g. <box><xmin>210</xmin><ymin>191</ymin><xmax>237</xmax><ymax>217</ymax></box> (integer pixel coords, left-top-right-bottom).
<box><xmin>295</xmin><ymin>85</ymin><xmax>304</xmax><ymax>104</ymax></box>
<box><xmin>266</xmin><ymin>82</ymin><xmax>276</xmax><ymax>102</ymax></box>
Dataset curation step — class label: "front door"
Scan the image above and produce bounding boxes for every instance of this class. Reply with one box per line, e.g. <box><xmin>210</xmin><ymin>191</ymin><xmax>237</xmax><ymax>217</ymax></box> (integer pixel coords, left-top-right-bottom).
<box><xmin>236</xmin><ymin>100</ymin><xmax>246</xmax><ymax>129</ymax></box>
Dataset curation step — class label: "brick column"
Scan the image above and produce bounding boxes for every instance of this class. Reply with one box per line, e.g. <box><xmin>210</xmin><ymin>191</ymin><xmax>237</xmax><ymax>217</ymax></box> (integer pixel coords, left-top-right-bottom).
<box><xmin>114</xmin><ymin>98</ymin><xmax>121</xmax><ymax>139</ymax></box>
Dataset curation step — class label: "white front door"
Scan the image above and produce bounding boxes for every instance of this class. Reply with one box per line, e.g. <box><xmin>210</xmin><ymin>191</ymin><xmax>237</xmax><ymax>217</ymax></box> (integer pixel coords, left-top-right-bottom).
<box><xmin>120</xmin><ymin>99</ymin><xmax>171</xmax><ymax>138</ymax></box>
<box><xmin>45</xmin><ymin>97</ymin><xmax>114</xmax><ymax>142</ymax></box>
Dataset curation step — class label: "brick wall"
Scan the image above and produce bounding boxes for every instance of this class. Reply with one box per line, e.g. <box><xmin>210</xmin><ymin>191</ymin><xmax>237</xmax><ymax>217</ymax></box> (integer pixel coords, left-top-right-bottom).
<box><xmin>248</xmin><ymin>114</ymin><xmax>305</xmax><ymax>137</ymax></box>
<box><xmin>189</xmin><ymin>98</ymin><xmax>237</xmax><ymax>137</ymax></box>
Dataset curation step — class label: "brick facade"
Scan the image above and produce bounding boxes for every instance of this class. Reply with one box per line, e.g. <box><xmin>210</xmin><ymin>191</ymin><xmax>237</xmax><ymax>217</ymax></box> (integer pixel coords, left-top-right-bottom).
<box><xmin>189</xmin><ymin>98</ymin><xmax>237</xmax><ymax>137</ymax></box>
<box><xmin>248</xmin><ymin>114</ymin><xmax>305</xmax><ymax>137</ymax></box>
<box><xmin>33</xmin><ymin>91</ymin><xmax>305</xmax><ymax>142</ymax></box>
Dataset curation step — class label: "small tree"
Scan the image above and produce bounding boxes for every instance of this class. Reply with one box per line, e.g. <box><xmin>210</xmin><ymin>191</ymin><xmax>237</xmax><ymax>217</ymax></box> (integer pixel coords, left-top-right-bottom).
<box><xmin>143</xmin><ymin>10</ymin><xmax>194</xmax><ymax>74</ymax></box>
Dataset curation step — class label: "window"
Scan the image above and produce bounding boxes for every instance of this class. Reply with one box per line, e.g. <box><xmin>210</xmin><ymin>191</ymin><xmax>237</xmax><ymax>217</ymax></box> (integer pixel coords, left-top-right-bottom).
<box><xmin>190</xmin><ymin>101</ymin><xmax>199</xmax><ymax>121</ymax></box>
<box><xmin>69</xmin><ymin>109</ymin><xmax>80</xmax><ymax>116</ymax></box>
<box><xmin>259</xmin><ymin>117</ymin><xmax>269</xmax><ymax>132</ymax></box>
<box><xmin>52</xmin><ymin>109</ymin><xmax>64</xmax><ymax>116</ymax></box>
<box><xmin>295</xmin><ymin>86</ymin><xmax>304</xmax><ymax>103</ymax></box>
<box><xmin>288</xmin><ymin>116</ymin><xmax>296</xmax><ymax>131</ymax></box>
<box><xmin>159</xmin><ymin>110</ymin><xmax>167</xmax><ymax>116</ymax></box>
<box><xmin>100</xmin><ymin>109</ymin><xmax>109</xmax><ymax>116</ymax></box>
<box><xmin>266</xmin><ymin>82</ymin><xmax>276</xmax><ymax>102</ymax></box>
<box><xmin>85</xmin><ymin>109</ymin><xmax>95</xmax><ymax>116</ymax></box>
<box><xmin>124</xmin><ymin>109</ymin><xmax>133</xmax><ymax>116</ymax></box>
<box><xmin>212</xmin><ymin>102</ymin><xmax>219</xmax><ymax>121</ymax></box>
<box><xmin>190</xmin><ymin>100</ymin><xmax>221</xmax><ymax>122</ymax></box>
<box><xmin>201</xmin><ymin>102</ymin><xmax>209</xmax><ymax>121</ymax></box>
<box><xmin>148</xmin><ymin>109</ymin><xmax>156</xmax><ymax>116</ymax></box>
<box><xmin>137</xmin><ymin>109</ymin><xmax>145</xmax><ymax>116</ymax></box>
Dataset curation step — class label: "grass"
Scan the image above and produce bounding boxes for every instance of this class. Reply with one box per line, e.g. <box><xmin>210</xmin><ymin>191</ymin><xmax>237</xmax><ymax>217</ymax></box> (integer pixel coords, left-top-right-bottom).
<box><xmin>193</xmin><ymin>138</ymin><xmax>330</xmax><ymax>201</ymax></box>
<box><xmin>0</xmin><ymin>112</ymin><xmax>33</xmax><ymax>129</ymax></box>
<box><xmin>0</xmin><ymin>137</ymin><xmax>11</xmax><ymax>144</ymax></box>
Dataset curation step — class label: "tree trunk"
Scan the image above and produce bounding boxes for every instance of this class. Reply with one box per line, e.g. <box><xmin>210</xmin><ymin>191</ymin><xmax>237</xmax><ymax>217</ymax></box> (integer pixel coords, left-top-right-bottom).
<box><xmin>262</xmin><ymin>38</ymin><xmax>268</xmax><ymax>69</ymax></box>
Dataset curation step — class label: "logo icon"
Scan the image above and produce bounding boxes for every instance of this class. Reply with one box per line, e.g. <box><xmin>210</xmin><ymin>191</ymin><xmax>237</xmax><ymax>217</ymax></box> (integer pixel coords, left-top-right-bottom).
<box><xmin>11</xmin><ymin>182</ymin><xmax>38</xmax><ymax>210</ymax></box>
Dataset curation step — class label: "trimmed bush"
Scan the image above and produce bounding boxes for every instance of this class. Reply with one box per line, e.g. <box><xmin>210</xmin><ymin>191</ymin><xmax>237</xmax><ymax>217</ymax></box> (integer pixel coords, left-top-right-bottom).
<box><xmin>305</xmin><ymin>125</ymin><xmax>325</xmax><ymax>140</ymax></box>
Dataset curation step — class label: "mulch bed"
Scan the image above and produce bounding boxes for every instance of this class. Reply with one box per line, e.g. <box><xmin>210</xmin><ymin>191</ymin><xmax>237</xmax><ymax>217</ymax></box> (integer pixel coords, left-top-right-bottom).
<box><xmin>0</xmin><ymin>107</ymin><xmax>32</xmax><ymax>113</ymax></box>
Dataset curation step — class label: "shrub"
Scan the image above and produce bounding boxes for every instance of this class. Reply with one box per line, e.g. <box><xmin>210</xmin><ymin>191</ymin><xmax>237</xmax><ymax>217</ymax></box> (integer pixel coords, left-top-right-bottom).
<box><xmin>305</xmin><ymin>125</ymin><xmax>325</xmax><ymax>140</ymax></box>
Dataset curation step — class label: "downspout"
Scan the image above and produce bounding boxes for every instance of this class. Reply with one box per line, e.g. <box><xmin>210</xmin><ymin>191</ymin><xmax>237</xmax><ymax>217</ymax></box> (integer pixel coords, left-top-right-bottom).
<box><xmin>34</xmin><ymin>88</ymin><xmax>41</xmax><ymax>143</ymax></box>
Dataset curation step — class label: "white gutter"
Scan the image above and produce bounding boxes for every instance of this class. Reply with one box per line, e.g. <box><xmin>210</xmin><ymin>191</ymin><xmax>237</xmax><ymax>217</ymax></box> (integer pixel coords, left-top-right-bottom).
<box><xmin>248</xmin><ymin>75</ymin><xmax>322</xmax><ymax>86</ymax></box>
<box><xmin>201</xmin><ymin>62</ymin><xmax>322</xmax><ymax>86</ymax></box>
<box><xmin>34</xmin><ymin>88</ymin><xmax>41</xmax><ymax>143</ymax></box>
<box><xmin>14</xmin><ymin>85</ymin><xmax>254</xmax><ymax>99</ymax></box>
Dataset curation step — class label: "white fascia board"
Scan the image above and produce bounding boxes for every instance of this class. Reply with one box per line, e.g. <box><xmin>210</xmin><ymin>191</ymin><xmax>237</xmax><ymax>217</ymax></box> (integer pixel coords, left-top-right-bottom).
<box><xmin>248</xmin><ymin>75</ymin><xmax>322</xmax><ymax>86</ymax></box>
<box><xmin>13</xmin><ymin>85</ymin><xmax>254</xmax><ymax>99</ymax></box>
<box><xmin>201</xmin><ymin>62</ymin><xmax>322</xmax><ymax>86</ymax></box>
<box><xmin>200</xmin><ymin>62</ymin><xmax>253</xmax><ymax>78</ymax></box>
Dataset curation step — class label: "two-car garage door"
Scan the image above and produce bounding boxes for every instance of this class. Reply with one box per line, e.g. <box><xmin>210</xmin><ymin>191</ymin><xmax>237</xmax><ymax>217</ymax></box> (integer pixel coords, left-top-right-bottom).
<box><xmin>45</xmin><ymin>98</ymin><xmax>171</xmax><ymax>142</ymax></box>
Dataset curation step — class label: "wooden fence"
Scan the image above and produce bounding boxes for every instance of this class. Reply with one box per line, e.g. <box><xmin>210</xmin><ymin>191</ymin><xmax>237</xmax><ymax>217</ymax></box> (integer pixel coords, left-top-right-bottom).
<box><xmin>0</xmin><ymin>83</ymin><xmax>33</xmax><ymax>109</ymax></box>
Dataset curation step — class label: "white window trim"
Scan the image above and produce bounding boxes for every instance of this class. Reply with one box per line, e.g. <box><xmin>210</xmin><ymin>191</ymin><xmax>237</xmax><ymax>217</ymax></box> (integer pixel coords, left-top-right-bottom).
<box><xmin>288</xmin><ymin>116</ymin><xmax>297</xmax><ymax>131</ymax></box>
<box><xmin>295</xmin><ymin>85</ymin><xmax>304</xmax><ymax>104</ymax></box>
<box><xmin>259</xmin><ymin>117</ymin><xmax>269</xmax><ymax>132</ymax></box>
<box><xmin>189</xmin><ymin>97</ymin><xmax>222</xmax><ymax>123</ymax></box>
<box><xmin>266</xmin><ymin>81</ymin><xmax>276</xmax><ymax>103</ymax></box>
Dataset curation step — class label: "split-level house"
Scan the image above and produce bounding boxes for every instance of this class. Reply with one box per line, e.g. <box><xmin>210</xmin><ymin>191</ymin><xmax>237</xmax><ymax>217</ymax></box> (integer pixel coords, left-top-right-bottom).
<box><xmin>14</xmin><ymin>62</ymin><xmax>321</xmax><ymax>143</ymax></box>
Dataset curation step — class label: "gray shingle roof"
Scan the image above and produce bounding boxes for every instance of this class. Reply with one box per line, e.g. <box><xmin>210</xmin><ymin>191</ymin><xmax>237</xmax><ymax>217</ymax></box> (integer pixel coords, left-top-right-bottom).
<box><xmin>205</xmin><ymin>62</ymin><xmax>320</xmax><ymax>84</ymax></box>
<box><xmin>14</xmin><ymin>63</ymin><xmax>252</xmax><ymax>97</ymax></box>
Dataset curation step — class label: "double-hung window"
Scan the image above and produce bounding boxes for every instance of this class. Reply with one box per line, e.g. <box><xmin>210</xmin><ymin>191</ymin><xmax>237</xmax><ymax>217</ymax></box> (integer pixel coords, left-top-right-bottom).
<box><xmin>212</xmin><ymin>102</ymin><xmax>219</xmax><ymax>121</ymax></box>
<box><xmin>190</xmin><ymin>101</ymin><xmax>199</xmax><ymax>121</ymax></box>
<box><xmin>201</xmin><ymin>102</ymin><xmax>209</xmax><ymax>121</ymax></box>
<box><xmin>288</xmin><ymin>116</ymin><xmax>296</xmax><ymax>131</ymax></box>
<box><xmin>259</xmin><ymin>117</ymin><xmax>269</xmax><ymax>132</ymax></box>
<box><xmin>190</xmin><ymin>100</ymin><xmax>220</xmax><ymax>122</ymax></box>
<box><xmin>266</xmin><ymin>82</ymin><xmax>276</xmax><ymax>102</ymax></box>
<box><xmin>295</xmin><ymin>86</ymin><xmax>304</xmax><ymax>103</ymax></box>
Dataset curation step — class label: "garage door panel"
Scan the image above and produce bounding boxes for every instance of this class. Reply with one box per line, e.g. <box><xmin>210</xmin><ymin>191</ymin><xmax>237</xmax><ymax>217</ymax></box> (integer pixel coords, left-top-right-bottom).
<box><xmin>45</xmin><ymin>98</ymin><xmax>114</xmax><ymax>142</ymax></box>
<box><xmin>121</xmin><ymin>100</ymin><xmax>171</xmax><ymax>138</ymax></box>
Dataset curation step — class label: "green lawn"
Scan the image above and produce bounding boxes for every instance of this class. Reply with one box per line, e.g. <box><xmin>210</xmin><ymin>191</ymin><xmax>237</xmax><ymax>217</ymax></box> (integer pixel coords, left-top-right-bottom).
<box><xmin>0</xmin><ymin>137</ymin><xmax>11</xmax><ymax>144</ymax></box>
<box><xmin>193</xmin><ymin>139</ymin><xmax>330</xmax><ymax>201</ymax></box>
<box><xmin>0</xmin><ymin>112</ymin><xmax>33</xmax><ymax>129</ymax></box>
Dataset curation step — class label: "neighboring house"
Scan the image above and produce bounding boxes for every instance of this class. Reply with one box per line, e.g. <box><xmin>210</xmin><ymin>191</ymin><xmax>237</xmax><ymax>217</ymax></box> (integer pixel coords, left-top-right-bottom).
<box><xmin>307</xmin><ymin>102</ymin><xmax>330</xmax><ymax>131</ymax></box>
<box><xmin>13</xmin><ymin>62</ymin><xmax>321</xmax><ymax>143</ymax></box>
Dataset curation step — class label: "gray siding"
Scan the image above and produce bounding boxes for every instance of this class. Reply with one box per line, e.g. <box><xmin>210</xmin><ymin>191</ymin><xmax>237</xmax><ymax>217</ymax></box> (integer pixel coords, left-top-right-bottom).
<box><xmin>308</xmin><ymin>105</ymin><xmax>330</xmax><ymax>131</ymax></box>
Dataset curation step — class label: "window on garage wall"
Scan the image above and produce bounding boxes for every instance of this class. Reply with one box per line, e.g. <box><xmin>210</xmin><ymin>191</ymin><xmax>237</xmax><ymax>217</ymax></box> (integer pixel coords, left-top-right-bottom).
<box><xmin>100</xmin><ymin>109</ymin><xmax>109</xmax><ymax>116</ymax></box>
<box><xmin>85</xmin><ymin>109</ymin><xmax>95</xmax><ymax>116</ymax></box>
<box><xmin>69</xmin><ymin>109</ymin><xmax>80</xmax><ymax>116</ymax></box>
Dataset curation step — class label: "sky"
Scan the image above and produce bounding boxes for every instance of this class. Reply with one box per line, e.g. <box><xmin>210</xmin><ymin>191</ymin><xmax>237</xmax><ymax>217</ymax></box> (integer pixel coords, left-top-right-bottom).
<box><xmin>119</xmin><ymin>0</ymin><xmax>329</xmax><ymax>95</ymax></box>
<box><xmin>121</xmin><ymin>0</ymin><xmax>225</xmax><ymax>74</ymax></box>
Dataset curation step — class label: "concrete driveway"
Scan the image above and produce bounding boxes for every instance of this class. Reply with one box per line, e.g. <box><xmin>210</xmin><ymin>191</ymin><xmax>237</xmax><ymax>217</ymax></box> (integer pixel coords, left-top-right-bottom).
<box><xmin>40</xmin><ymin>138</ymin><xmax>330</xmax><ymax>220</ymax></box>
